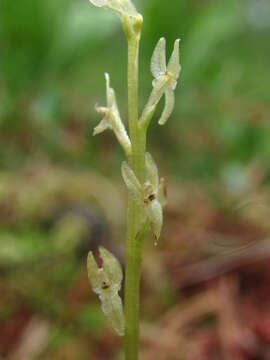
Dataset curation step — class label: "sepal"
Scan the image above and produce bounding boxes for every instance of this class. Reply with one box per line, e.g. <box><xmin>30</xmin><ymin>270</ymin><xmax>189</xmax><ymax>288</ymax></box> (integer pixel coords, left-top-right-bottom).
<box><xmin>167</xmin><ymin>38</ymin><xmax>181</xmax><ymax>85</ymax></box>
<box><xmin>158</xmin><ymin>87</ymin><xmax>175</xmax><ymax>126</ymax></box>
<box><xmin>89</xmin><ymin>0</ymin><xmax>138</xmax><ymax>17</ymax></box>
<box><xmin>121</xmin><ymin>161</ymin><xmax>143</xmax><ymax>206</ymax></box>
<box><xmin>151</xmin><ymin>37</ymin><xmax>166</xmax><ymax>79</ymax></box>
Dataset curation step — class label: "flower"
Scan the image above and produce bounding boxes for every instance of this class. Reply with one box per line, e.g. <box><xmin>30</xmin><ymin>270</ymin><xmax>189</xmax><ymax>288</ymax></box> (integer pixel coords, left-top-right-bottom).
<box><xmin>94</xmin><ymin>73</ymin><xmax>131</xmax><ymax>155</ymax></box>
<box><xmin>140</xmin><ymin>38</ymin><xmax>181</xmax><ymax>127</ymax></box>
<box><xmin>121</xmin><ymin>153</ymin><xmax>167</xmax><ymax>241</ymax></box>
<box><xmin>87</xmin><ymin>247</ymin><xmax>125</xmax><ymax>336</ymax></box>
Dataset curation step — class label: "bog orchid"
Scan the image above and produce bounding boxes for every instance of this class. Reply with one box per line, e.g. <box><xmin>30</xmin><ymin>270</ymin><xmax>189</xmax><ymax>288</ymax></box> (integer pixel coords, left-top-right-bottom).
<box><xmin>87</xmin><ymin>0</ymin><xmax>181</xmax><ymax>357</ymax></box>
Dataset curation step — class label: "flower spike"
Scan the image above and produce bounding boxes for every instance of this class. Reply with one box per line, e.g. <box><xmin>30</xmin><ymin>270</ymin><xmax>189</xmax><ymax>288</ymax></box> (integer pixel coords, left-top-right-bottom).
<box><xmin>87</xmin><ymin>247</ymin><xmax>125</xmax><ymax>336</ymax></box>
<box><xmin>94</xmin><ymin>73</ymin><xmax>131</xmax><ymax>156</ymax></box>
<box><xmin>140</xmin><ymin>38</ymin><xmax>181</xmax><ymax>128</ymax></box>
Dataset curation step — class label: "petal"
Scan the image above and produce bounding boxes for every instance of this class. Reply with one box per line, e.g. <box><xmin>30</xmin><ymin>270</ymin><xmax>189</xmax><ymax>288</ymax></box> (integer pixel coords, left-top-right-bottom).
<box><xmin>99</xmin><ymin>247</ymin><xmax>123</xmax><ymax>292</ymax></box>
<box><xmin>100</xmin><ymin>293</ymin><xmax>125</xmax><ymax>336</ymax></box>
<box><xmin>151</xmin><ymin>37</ymin><xmax>166</xmax><ymax>79</ymax></box>
<box><xmin>93</xmin><ymin>117</ymin><xmax>112</xmax><ymax>135</ymax></box>
<box><xmin>109</xmin><ymin>113</ymin><xmax>131</xmax><ymax>154</ymax></box>
<box><xmin>145</xmin><ymin>199</ymin><xmax>163</xmax><ymax>241</ymax></box>
<box><xmin>121</xmin><ymin>162</ymin><xmax>143</xmax><ymax>206</ymax></box>
<box><xmin>167</xmin><ymin>39</ymin><xmax>181</xmax><ymax>80</ymax></box>
<box><xmin>90</xmin><ymin>0</ymin><xmax>138</xmax><ymax>18</ymax></box>
<box><xmin>105</xmin><ymin>73</ymin><xmax>114</xmax><ymax>109</ymax></box>
<box><xmin>89</xmin><ymin>0</ymin><xmax>108</xmax><ymax>7</ymax></box>
<box><xmin>104</xmin><ymin>73</ymin><xmax>121</xmax><ymax>119</ymax></box>
<box><xmin>158</xmin><ymin>87</ymin><xmax>175</xmax><ymax>126</ymax></box>
<box><xmin>145</xmin><ymin>152</ymin><xmax>159</xmax><ymax>192</ymax></box>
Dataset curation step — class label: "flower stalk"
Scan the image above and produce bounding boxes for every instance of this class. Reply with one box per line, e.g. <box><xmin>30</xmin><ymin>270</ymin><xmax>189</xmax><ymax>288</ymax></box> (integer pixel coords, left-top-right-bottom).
<box><xmin>124</xmin><ymin>16</ymin><xmax>146</xmax><ymax>359</ymax></box>
<box><xmin>87</xmin><ymin>1</ymin><xmax>181</xmax><ymax>359</ymax></box>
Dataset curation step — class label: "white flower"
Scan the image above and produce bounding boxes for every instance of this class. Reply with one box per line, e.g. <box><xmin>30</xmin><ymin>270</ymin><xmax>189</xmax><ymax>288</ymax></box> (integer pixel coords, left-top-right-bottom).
<box><xmin>140</xmin><ymin>38</ymin><xmax>181</xmax><ymax>127</ymax></box>
<box><xmin>121</xmin><ymin>153</ymin><xmax>167</xmax><ymax>241</ymax></box>
<box><xmin>87</xmin><ymin>247</ymin><xmax>125</xmax><ymax>336</ymax></box>
<box><xmin>94</xmin><ymin>73</ymin><xmax>131</xmax><ymax>155</ymax></box>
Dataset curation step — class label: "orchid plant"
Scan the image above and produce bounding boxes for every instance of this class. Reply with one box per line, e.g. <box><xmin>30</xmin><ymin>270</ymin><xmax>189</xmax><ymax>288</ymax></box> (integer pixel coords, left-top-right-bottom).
<box><xmin>87</xmin><ymin>1</ymin><xmax>181</xmax><ymax>359</ymax></box>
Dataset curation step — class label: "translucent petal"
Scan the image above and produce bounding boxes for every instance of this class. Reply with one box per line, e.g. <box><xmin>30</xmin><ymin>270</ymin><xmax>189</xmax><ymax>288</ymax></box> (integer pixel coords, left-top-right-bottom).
<box><xmin>121</xmin><ymin>162</ymin><xmax>143</xmax><ymax>206</ymax></box>
<box><xmin>89</xmin><ymin>0</ymin><xmax>108</xmax><ymax>7</ymax></box>
<box><xmin>100</xmin><ymin>293</ymin><xmax>125</xmax><ymax>336</ymax></box>
<box><xmin>145</xmin><ymin>199</ymin><xmax>163</xmax><ymax>240</ymax></box>
<box><xmin>167</xmin><ymin>39</ymin><xmax>181</xmax><ymax>80</ymax></box>
<box><xmin>110</xmin><ymin>88</ymin><xmax>120</xmax><ymax>116</ymax></box>
<box><xmin>145</xmin><ymin>152</ymin><xmax>159</xmax><ymax>192</ymax></box>
<box><xmin>104</xmin><ymin>74</ymin><xmax>122</xmax><ymax>127</ymax></box>
<box><xmin>109</xmin><ymin>113</ymin><xmax>131</xmax><ymax>154</ymax></box>
<box><xmin>151</xmin><ymin>37</ymin><xmax>166</xmax><ymax>79</ymax></box>
<box><xmin>158</xmin><ymin>87</ymin><xmax>175</xmax><ymax>126</ymax></box>
<box><xmin>90</xmin><ymin>0</ymin><xmax>138</xmax><ymax>17</ymax></box>
<box><xmin>104</xmin><ymin>73</ymin><xmax>114</xmax><ymax>109</ymax></box>
<box><xmin>99</xmin><ymin>247</ymin><xmax>122</xmax><ymax>292</ymax></box>
<box><xmin>93</xmin><ymin>117</ymin><xmax>112</xmax><ymax>135</ymax></box>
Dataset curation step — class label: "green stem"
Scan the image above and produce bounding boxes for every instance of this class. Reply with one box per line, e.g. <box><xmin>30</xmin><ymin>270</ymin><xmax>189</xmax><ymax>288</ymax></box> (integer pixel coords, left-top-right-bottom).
<box><xmin>127</xmin><ymin>35</ymin><xmax>145</xmax><ymax>182</ymax></box>
<box><xmin>124</xmin><ymin>32</ymin><xmax>147</xmax><ymax>359</ymax></box>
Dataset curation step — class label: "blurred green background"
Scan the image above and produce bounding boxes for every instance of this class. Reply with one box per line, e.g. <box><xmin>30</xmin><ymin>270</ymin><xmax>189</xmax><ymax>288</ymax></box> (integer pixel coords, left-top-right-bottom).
<box><xmin>1</xmin><ymin>0</ymin><xmax>270</xmax><ymax>359</ymax></box>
